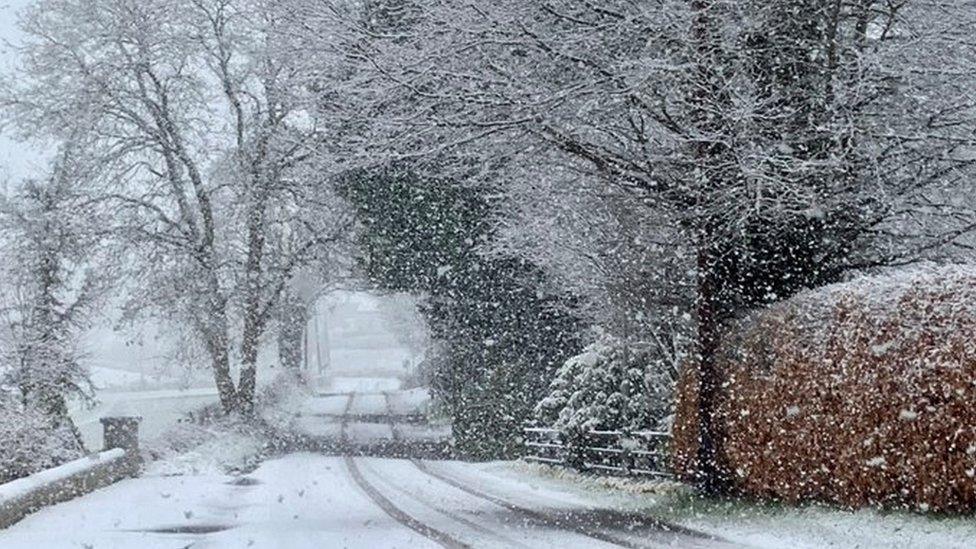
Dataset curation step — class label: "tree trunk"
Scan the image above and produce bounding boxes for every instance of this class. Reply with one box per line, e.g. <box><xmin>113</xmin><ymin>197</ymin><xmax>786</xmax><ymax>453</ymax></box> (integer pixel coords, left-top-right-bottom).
<box><xmin>206</xmin><ymin>331</ymin><xmax>238</xmax><ymax>414</ymax></box>
<box><xmin>694</xmin><ymin>237</ymin><xmax>725</xmax><ymax>494</ymax></box>
<box><xmin>236</xmin><ymin>178</ymin><xmax>269</xmax><ymax>416</ymax></box>
<box><xmin>689</xmin><ymin>0</ymin><xmax>728</xmax><ymax>494</ymax></box>
<box><xmin>199</xmin><ymin>274</ymin><xmax>239</xmax><ymax>414</ymax></box>
<box><xmin>53</xmin><ymin>400</ymin><xmax>88</xmax><ymax>454</ymax></box>
<box><xmin>278</xmin><ymin>292</ymin><xmax>307</xmax><ymax>374</ymax></box>
<box><xmin>317</xmin><ymin>313</ymin><xmax>330</xmax><ymax>375</ymax></box>
<box><xmin>38</xmin><ymin>391</ymin><xmax>88</xmax><ymax>454</ymax></box>
<box><xmin>237</xmin><ymin>320</ymin><xmax>260</xmax><ymax>416</ymax></box>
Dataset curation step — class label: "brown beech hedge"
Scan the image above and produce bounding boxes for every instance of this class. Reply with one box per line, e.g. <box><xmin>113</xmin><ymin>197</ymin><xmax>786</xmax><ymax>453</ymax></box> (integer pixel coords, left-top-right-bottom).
<box><xmin>673</xmin><ymin>265</ymin><xmax>976</xmax><ymax>512</ymax></box>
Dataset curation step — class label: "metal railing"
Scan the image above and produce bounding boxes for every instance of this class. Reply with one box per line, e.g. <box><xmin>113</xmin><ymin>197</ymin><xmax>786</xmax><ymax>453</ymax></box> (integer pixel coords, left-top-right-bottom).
<box><xmin>523</xmin><ymin>426</ymin><xmax>672</xmax><ymax>478</ymax></box>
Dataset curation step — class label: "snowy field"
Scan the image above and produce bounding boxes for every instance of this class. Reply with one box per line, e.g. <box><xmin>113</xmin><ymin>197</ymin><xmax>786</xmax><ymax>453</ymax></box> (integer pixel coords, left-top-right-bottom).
<box><xmin>70</xmin><ymin>388</ymin><xmax>218</xmax><ymax>451</ymax></box>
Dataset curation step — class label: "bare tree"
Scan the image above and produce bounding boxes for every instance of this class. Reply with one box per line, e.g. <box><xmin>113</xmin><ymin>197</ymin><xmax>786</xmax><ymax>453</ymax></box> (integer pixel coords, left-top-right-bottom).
<box><xmin>1</xmin><ymin>0</ymin><xmax>353</xmax><ymax>414</ymax></box>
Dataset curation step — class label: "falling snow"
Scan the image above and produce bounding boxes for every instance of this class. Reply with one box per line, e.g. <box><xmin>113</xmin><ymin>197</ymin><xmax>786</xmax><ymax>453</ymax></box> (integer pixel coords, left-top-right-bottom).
<box><xmin>1</xmin><ymin>0</ymin><xmax>976</xmax><ymax>547</ymax></box>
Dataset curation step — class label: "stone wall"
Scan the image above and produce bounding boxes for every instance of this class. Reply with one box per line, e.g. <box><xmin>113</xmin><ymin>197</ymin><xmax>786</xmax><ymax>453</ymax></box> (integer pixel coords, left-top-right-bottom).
<box><xmin>0</xmin><ymin>416</ymin><xmax>141</xmax><ymax>529</ymax></box>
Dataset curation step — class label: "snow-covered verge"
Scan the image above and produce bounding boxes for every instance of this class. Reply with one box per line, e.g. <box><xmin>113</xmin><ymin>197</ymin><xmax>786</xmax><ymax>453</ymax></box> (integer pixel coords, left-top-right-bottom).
<box><xmin>143</xmin><ymin>374</ymin><xmax>311</xmax><ymax>476</ymax></box>
<box><xmin>471</xmin><ymin>460</ymin><xmax>976</xmax><ymax>549</ymax></box>
<box><xmin>0</xmin><ymin>449</ymin><xmax>125</xmax><ymax>503</ymax></box>
<box><xmin>144</xmin><ymin>420</ymin><xmax>270</xmax><ymax>477</ymax></box>
<box><xmin>1</xmin><ymin>384</ymin><xmax>257</xmax><ymax>529</ymax></box>
<box><xmin>0</xmin><ymin>448</ymin><xmax>130</xmax><ymax>529</ymax></box>
<box><xmin>0</xmin><ymin>374</ymin><xmax>309</xmax><ymax>532</ymax></box>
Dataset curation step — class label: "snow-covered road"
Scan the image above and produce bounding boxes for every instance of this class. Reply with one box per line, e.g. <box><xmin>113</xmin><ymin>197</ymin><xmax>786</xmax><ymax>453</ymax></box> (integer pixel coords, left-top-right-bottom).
<box><xmin>293</xmin><ymin>388</ymin><xmax>452</xmax><ymax>456</ymax></box>
<box><xmin>0</xmin><ymin>453</ymin><xmax>725</xmax><ymax>548</ymax></box>
<box><xmin>5</xmin><ymin>380</ymin><xmax>725</xmax><ymax>548</ymax></box>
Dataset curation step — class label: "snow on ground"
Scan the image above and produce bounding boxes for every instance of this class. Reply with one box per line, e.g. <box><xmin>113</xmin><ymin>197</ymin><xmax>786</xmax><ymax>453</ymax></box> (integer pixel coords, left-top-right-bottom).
<box><xmin>387</xmin><ymin>388</ymin><xmax>431</xmax><ymax>415</ymax></box>
<box><xmin>396</xmin><ymin>424</ymin><xmax>452</xmax><ymax>442</ymax></box>
<box><xmin>327</xmin><ymin>349</ymin><xmax>416</xmax><ymax>376</ymax></box>
<box><xmin>292</xmin><ymin>417</ymin><xmax>344</xmax><ymax>438</ymax></box>
<box><xmin>294</xmin><ymin>383</ymin><xmax>442</xmax><ymax>445</ymax></box>
<box><xmin>4</xmin><ymin>442</ymin><xmax>967</xmax><ymax>548</ymax></box>
<box><xmin>145</xmin><ymin>428</ymin><xmax>266</xmax><ymax>477</ymax></box>
<box><xmin>27</xmin><ymin>371</ymin><xmax>972</xmax><ymax>549</ymax></box>
<box><xmin>300</xmin><ymin>386</ymin><xmax>431</xmax><ymax>417</ymax></box>
<box><xmin>347</xmin><ymin>392</ymin><xmax>389</xmax><ymax>415</ymax></box>
<box><xmin>352</xmin><ymin>458</ymin><xmax>636</xmax><ymax>548</ymax></box>
<box><xmin>345</xmin><ymin>422</ymin><xmax>394</xmax><ymax>442</ymax></box>
<box><xmin>324</xmin><ymin>376</ymin><xmax>402</xmax><ymax>393</ymax></box>
<box><xmin>0</xmin><ymin>454</ymin><xmax>436</xmax><ymax>549</ymax></box>
<box><xmin>300</xmin><ymin>394</ymin><xmax>350</xmax><ymax>415</ymax></box>
<box><xmin>0</xmin><ymin>454</ymin><xmax>714</xmax><ymax>549</ymax></box>
<box><xmin>456</xmin><ymin>461</ymin><xmax>976</xmax><ymax>549</ymax></box>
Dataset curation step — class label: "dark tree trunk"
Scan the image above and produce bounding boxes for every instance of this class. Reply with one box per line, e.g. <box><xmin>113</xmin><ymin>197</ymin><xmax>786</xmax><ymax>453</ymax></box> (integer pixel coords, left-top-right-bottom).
<box><xmin>237</xmin><ymin>323</ymin><xmax>260</xmax><ymax>416</ymax></box>
<box><xmin>206</xmin><ymin>330</ymin><xmax>238</xmax><ymax>414</ymax></box>
<box><xmin>694</xmin><ymin>237</ymin><xmax>726</xmax><ymax>494</ymax></box>
<box><xmin>50</xmin><ymin>395</ymin><xmax>88</xmax><ymax>454</ymax></box>
<box><xmin>689</xmin><ymin>0</ymin><xmax>729</xmax><ymax>494</ymax></box>
<box><xmin>236</xmin><ymin>183</ymin><xmax>269</xmax><ymax>416</ymax></box>
<box><xmin>278</xmin><ymin>292</ymin><xmax>307</xmax><ymax>374</ymax></box>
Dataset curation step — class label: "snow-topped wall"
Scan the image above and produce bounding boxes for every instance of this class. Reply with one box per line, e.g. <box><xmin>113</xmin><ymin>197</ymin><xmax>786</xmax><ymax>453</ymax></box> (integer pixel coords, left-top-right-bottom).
<box><xmin>0</xmin><ymin>417</ymin><xmax>141</xmax><ymax>529</ymax></box>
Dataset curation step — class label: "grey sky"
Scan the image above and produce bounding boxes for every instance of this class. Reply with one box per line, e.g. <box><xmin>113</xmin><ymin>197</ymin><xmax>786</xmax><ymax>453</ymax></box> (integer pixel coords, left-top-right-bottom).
<box><xmin>1</xmin><ymin>0</ymin><xmax>47</xmax><ymax>183</ymax></box>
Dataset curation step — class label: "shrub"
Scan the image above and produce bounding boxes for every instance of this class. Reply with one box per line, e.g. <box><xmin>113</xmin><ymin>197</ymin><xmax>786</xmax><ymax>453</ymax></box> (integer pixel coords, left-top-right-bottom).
<box><xmin>674</xmin><ymin>264</ymin><xmax>976</xmax><ymax>512</ymax></box>
<box><xmin>0</xmin><ymin>397</ymin><xmax>84</xmax><ymax>484</ymax></box>
<box><xmin>535</xmin><ymin>331</ymin><xmax>673</xmax><ymax>434</ymax></box>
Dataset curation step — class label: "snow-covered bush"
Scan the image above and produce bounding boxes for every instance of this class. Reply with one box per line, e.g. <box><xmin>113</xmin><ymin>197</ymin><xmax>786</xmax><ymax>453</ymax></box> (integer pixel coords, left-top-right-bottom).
<box><xmin>674</xmin><ymin>264</ymin><xmax>976</xmax><ymax>512</ymax></box>
<box><xmin>0</xmin><ymin>396</ymin><xmax>85</xmax><ymax>484</ymax></box>
<box><xmin>144</xmin><ymin>373</ymin><xmax>309</xmax><ymax>476</ymax></box>
<box><xmin>535</xmin><ymin>331</ymin><xmax>673</xmax><ymax>435</ymax></box>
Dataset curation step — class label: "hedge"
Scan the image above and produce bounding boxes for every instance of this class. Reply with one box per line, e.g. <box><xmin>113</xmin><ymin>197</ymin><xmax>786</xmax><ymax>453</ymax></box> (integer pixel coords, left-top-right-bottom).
<box><xmin>674</xmin><ymin>264</ymin><xmax>976</xmax><ymax>512</ymax></box>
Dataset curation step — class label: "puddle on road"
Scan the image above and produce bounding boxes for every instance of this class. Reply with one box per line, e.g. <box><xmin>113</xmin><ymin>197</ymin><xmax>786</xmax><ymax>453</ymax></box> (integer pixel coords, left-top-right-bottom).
<box><xmin>227</xmin><ymin>476</ymin><xmax>261</xmax><ymax>486</ymax></box>
<box><xmin>140</xmin><ymin>524</ymin><xmax>234</xmax><ymax>534</ymax></box>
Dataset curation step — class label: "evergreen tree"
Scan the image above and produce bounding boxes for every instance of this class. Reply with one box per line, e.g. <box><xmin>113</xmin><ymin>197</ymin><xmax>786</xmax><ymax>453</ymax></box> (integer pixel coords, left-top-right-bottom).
<box><xmin>341</xmin><ymin>166</ymin><xmax>580</xmax><ymax>458</ymax></box>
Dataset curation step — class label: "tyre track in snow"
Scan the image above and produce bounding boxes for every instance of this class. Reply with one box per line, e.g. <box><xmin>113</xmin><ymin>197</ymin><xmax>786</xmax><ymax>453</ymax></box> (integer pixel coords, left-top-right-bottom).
<box><xmin>340</xmin><ymin>392</ymin><xmax>355</xmax><ymax>434</ymax></box>
<box><xmin>409</xmin><ymin>459</ymin><xmax>639</xmax><ymax>548</ymax></box>
<box><xmin>346</xmin><ymin>394</ymin><xmax>535</xmax><ymax>548</ymax></box>
<box><xmin>342</xmin><ymin>393</ymin><xmax>469</xmax><ymax>549</ymax></box>
<box><xmin>345</xmin><ymin>393</ymin><xmax>632</xmax><ymax>547</ymax></box>
<box><xmin>356</xmin><ymin>458</ymin><xmax>536</xmax><ymax>549</ymax></box>
<box><xmin>339</xmin><ymin>391</ymin><xmax>722</xmax><ymax>548</ymax></box>
<box><xmin>344</xmin><ymin>456</ymin><xmax>470</xmax><ymax>549</ymax></box>
<box><xmin>409</xmin><ymin>459</ymin><xmax>729</xmax><ymax>549</ymax></box>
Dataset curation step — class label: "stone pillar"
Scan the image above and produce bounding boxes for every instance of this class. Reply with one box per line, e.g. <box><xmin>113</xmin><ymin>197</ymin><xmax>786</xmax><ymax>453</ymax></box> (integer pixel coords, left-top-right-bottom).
<box><xmin>100</xmin><ymin>416</ymin><xmax>142</xmax><ymax>453</ymax></box>
<box><xmin>100</xmin><ymin>416</ymin><xmax>143</xmax><ymax>476</ymax></box>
